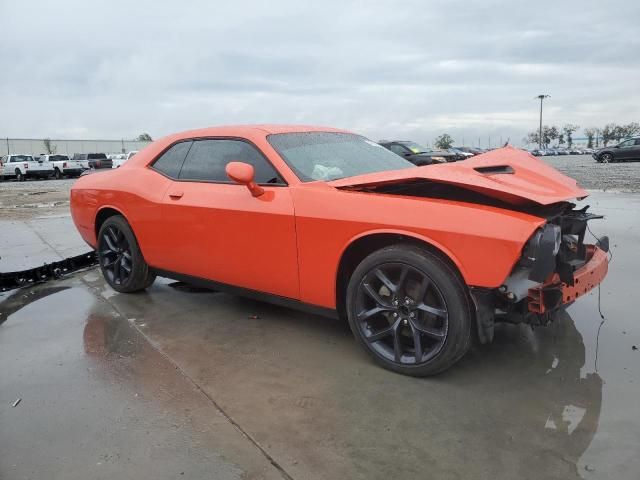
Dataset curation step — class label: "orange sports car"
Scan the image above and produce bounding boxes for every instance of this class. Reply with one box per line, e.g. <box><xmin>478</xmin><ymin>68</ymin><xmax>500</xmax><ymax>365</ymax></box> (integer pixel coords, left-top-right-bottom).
<box><xmin>70</xmin><ymin>125</ymin><xmax>609</xmax><ymax>376</ymax></box>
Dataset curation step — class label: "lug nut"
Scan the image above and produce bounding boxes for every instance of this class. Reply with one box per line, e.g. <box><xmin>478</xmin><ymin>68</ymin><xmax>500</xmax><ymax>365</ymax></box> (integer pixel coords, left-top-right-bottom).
<box><xmin>392</xmin><ymin>312</ymin><xmax>398</xmax><ymax>318</ymax></box>
<box><xmin>409</xmin><ymin>312</ymin><xmax>415</xmax><ymax>318</ymax></box>
<box><xmin>403</xmin><ymin>319</ymin><xmax>408</xmax><ymax>325</ymax></box>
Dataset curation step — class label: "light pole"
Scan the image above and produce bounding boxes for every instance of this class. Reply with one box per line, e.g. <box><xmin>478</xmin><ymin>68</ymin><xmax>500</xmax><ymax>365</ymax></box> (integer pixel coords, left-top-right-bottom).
<box><xmin>535</xmin><ymin>94</ymin><xmax>550</xmax><ymax>149</ymax></box>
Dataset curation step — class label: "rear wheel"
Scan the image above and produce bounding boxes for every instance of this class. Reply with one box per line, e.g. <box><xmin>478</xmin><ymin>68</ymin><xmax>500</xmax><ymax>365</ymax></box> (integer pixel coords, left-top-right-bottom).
<box><xmin>346</xmin><ymin>245</ymin><xmax>472</xmax><ymax>376</ymax></box>
<box><xmin>97</xmin><ymin>215</ymin><xmax>155</xmax><ymax>293</ymax></box>
<box><xmin>15</xmin><ymin>169</ymin><xmax>24</xmax><ymax>181</ymax></box>
<box><xmin>54</xmin><ymin>168</ymin><xmax>62</xmax><ymax>179</ymax></box>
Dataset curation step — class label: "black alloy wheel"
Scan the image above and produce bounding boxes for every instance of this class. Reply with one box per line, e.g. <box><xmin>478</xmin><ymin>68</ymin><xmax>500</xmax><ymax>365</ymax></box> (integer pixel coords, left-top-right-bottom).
<box><xmin>55</xmin><ymin>168</ymin><xmax>62</xmax><ymax>179</ymax></box>
<box><xmin>354</xmin><ymin>262</ymin><xmax>449</xmax><ymax>365</ymax></box>
<box><xmin>97</xmin><ymin>215</ymin><xmax>155</xmax><ymax>293</ymax></box>
<box><xmin>100</xmin><ymin>224</ymin><xmax>133</xmax><ymax>286</ymax></box>
<box><xmin>16</xmin><ymin>169</ymin><xmax>24</xmax><ymax>181</ymax></box>
<box><xmin>346</xmin><ymin>245</ymin><xmax>472</xmax><ymax>376</ymax></box>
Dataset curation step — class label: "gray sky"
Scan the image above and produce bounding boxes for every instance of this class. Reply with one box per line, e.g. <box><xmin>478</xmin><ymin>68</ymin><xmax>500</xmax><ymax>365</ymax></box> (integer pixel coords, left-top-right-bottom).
<box><xmin>1</xmin><ymin>0</ymin><xmax>639</xmax><ymax>147</ymax></box>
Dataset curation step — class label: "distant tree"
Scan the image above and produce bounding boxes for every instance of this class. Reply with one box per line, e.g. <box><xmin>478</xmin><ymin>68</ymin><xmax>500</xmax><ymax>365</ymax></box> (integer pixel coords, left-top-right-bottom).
<box><xmin>594</xmin><ymin>128</ymin><xmax>602</xmax><ymax>148</ymax></box>
<box><xmin>547</xmin><ymin>126</ymin><xmax>559</xmax><ymax>146</ymax></box>
<box><xmin>584</xmin><ymin>128</ymin><xmax>596</xmax><ymax>149</ymax></box>
<box><xmin>562</xmin><ymin>124</ymin><xmax>580</xmax><ymax>147</ymax></box>
<box><xmin>557</xmin><ymin>133</ymin><xmax>565</xmax><ymax>146</ymax></box>
<box><xmin>526</xmin><ymin>132</ymin><xmax>539</xmax><ymax>146</ymax></box>
<box><xmin>43</xmin><ymin>138</ymin><xmax>57</xmax><ymax>154</ymax></box>
<box><xmin>135</xmin><ymin>133</ymin><xmax>153</xmax><ymax>141</ymax></box>
<box><xmin>601</xmin><ymin>123</ymin><xmax>617</xmax><ymax>146</ymax></box>
<box><xmin>434</xmin><ymin>133</ymin><xmax>454</xmax><ymax>149</ymax></box>
<box><xmin>627</xmin><ymin>122</ymin><xmax>640</xmax><ymax>136</ymax></box>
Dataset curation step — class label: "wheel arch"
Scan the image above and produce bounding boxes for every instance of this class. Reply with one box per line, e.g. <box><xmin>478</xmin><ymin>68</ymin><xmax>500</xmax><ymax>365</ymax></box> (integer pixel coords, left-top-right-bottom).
<box><xmin>334</xmin><ymin>230</ymin><xmax>468</xmax><ymax>319</ymax></box>
<box><xmin>95</xmin><ymin>206</ymin><xmax>127</xmax><ymax>239</ymax></box>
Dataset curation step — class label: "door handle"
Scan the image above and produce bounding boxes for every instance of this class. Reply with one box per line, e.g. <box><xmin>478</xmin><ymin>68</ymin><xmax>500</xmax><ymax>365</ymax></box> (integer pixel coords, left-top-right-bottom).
<box><xmin>168</xmin><ymin>191</ymin><xmax>184</xmax><ymax>199</ymax></box>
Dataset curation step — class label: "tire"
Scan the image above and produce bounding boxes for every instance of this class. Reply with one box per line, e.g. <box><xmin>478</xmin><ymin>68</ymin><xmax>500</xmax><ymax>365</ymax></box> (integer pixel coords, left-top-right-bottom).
<box><xmin>15</xmin><ymin>169</ymin><xmax>24</xmax><ymax>181</ymax></box>
<box><xmin>97</xmin><ymin>215</ymin><xmax>156</xmax><ymax>293</ymax></box>
<box><xmin>346</xmin><ymin>244</ymin><xmax>472</xmax><ymax>376</ymax></box>
<box><xmin>600</xmin><ymin>153</ymin><xmax>613</xmax><ymax>163</ymax></box>
<box><xmin>54</xmin><ymin>168</ymin><xmax>62</xmax><ymax>180</ymax></box>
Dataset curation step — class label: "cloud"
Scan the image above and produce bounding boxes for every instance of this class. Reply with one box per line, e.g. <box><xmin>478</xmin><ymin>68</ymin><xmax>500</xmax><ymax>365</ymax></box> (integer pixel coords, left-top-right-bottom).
<box><xmin>1</xmin><ymin>0</ymin><xmax>639</xmax><ymax>147</ymax></box>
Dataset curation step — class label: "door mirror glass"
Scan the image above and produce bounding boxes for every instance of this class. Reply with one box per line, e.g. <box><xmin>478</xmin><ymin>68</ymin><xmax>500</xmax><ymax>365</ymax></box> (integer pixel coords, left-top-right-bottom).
<box><xmin>225</xmin><ymin>161</ymin><xmax>265</xmax><ymax>197</ymax></box>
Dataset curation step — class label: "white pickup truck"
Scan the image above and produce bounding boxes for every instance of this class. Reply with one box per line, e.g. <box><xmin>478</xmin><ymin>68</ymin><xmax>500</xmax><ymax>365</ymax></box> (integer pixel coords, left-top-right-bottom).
<box><xmin>1</xmin><ymin>154</ymin><xmax>54</xmax><ymax>181</ymax></box>
<box><xmin>112</xmin><ymin>150</ymin><xmax>138</xmax><ymax>169</ymax></box>
<box><xmin>39</xmin><ymin>154</ymin><xmax>85</xmax><ymax>179</ymax></box>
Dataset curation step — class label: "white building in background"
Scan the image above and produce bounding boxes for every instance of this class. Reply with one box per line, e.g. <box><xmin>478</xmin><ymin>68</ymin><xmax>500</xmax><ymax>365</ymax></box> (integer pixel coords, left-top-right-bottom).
<box><xmin>2</xmin><ymin>138</ymin><xmax>152</xmax><ymax>156</ymax></box>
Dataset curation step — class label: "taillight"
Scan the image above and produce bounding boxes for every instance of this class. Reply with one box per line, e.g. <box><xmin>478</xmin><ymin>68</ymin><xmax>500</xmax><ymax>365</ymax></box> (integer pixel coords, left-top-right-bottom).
<box><xmin>24</xmin><ymin>163</ymin><xmax>28</xmax><ymax>169</ymax></box>
<box><xmin>63</xmin><ymin>162</ymin><xmax>67</xmax><ymax>168</ymax></box>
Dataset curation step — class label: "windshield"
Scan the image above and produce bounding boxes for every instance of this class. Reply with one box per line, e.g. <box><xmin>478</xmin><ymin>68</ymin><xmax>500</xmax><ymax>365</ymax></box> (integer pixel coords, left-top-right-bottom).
<box><xmin>49</xmin><ymin>155</ymin><xmax>69</xmax><ymax>161</ymax></box>
<box><xmin>399</xmin><ymin>141</ymin><xmax>431</xmax><ymax>154</ymax></box>
<box><xmin>268</xmin><ymin>132</ymin><xmax>414</xmax><ymax>182</ymax></box>
<box><xmin>88</xmin><ymin>153</ymin><xmax>107</xmax><ymax>159</ymax></box>
<box><xmin>11</xmin><ymin>155</ymin><xmax>33</xmax><ymax>162</ymax></box>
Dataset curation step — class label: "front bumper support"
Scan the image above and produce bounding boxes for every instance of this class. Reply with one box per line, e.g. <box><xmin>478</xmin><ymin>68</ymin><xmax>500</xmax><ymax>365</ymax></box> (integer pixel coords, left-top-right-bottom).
<box><xmin>528</xmin><ymin>245</ymin><xmax>608</xmax><ymax>314</ymax></box>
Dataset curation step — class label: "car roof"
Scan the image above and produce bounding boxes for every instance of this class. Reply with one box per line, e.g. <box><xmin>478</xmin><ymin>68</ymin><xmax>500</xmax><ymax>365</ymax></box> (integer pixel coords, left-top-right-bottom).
<box><xmin>168</xmin><ymin>124</ymin><xmax>349</xmax><ymax>139</ymax></box>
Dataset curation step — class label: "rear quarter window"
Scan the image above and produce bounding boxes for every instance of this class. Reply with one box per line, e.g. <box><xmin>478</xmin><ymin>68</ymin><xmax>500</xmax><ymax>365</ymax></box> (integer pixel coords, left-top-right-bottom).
<box><xmin>151</xmin><ymin>141</ymin><xmax>193</xmax><ymax>178</ymax></box>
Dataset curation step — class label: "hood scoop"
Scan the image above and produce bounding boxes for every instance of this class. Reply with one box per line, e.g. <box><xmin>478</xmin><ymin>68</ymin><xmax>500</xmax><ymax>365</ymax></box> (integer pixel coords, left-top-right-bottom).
<box><xmin>474</xmin><ymin>165</ymin><xmax>514</xmax><ymax>175</ymax></box>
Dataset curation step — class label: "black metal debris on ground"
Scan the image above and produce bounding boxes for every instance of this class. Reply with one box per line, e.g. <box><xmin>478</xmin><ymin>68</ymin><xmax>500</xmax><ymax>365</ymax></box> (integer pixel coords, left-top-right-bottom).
<box><xmin>0</xmin><ymin>251</ymin><xmax>97</xmax><ymax>292</ymax></box>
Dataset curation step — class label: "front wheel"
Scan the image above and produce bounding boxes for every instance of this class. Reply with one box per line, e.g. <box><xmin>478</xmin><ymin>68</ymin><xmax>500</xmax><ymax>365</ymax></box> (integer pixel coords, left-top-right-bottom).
<box><xmin>600</xmin><ymin>153</ymin><xmax>613</xmax><ymax>163</ymax></box>
<box><xmin>346</xmin><ymin>245</ymin><xmax>472</xmax><ymax>376</ymax></box>
<box><xmin>97</xmin><ymin>215</ymin><xmax>156</xmax><ymax>293</ymax></box>
<box><xmin>15</xmin><ymin>169</ymin><xmax>24</xmax><ymax>181</ymax></box>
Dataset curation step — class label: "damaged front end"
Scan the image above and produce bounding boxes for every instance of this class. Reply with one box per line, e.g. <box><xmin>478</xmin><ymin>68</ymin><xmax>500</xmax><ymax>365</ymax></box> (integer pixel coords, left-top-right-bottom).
<box><xmin>472</xmin><ymin>204</ymin><xmax>609</xmax><ymax>343</ymax></box>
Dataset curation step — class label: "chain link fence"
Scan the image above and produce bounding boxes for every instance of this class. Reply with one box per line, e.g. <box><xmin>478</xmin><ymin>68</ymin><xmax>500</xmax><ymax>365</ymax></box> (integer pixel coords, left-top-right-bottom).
<box><xmin>2</xmin><ymin>138</ymin><xmax>152</xmax><ymax>156</ymax></box>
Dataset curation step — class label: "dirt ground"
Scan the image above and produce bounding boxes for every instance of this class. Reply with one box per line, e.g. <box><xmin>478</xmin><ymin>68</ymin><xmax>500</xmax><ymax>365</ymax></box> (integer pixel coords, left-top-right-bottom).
<box><xmin>0</xmin><ymin>178</ymin><xmax>74</xmax><ymax>220</ymax></box>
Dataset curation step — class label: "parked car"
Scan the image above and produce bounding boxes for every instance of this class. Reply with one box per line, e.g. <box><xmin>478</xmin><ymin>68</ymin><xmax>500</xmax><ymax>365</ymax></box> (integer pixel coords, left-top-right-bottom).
<box><xmin>530</xmin><ymin>149</ymin><xmax>545</xmax><ymax>156</ymax></box>
<box><xmin>70</xmin><ymin>125</ymin><xmax>609</xmax><ymax>376</ymax></box>
<box><xmin>113</xmin><ymin>151</ymin><xmax>138</xmax><ymax>169</ymax></box>
<box><xmin>72</xmin><ymin>153</ymin><xmax>112</xmax><ymax>169</ymax></box>
<box><xmin>582</xmin><ymin>148</ymin><xmax>594</xmax><ymax>155</ymax></box>
<box><xmin>454</xmin><ymin>146</ymin><xmax>484</xmax><ymax>156</ymax></box>
<box><xmin>39</xmin><ymin>154</ymin><xmax>85</xmax><ymax>179</ymax></box>
<box><xmin>568</xmin><ymin>148</ymin><xmax>582</xmax><ymax>155</ymax></box>
<box><xmin>0</xmin><ymin>154</ymin><xmax>53</xmax><ymax>181</ymax></box>
<box><xmin>594</xmin><ymin>137</ymin><xmax>640</xmax><ymax>163</ymax></box>
<box><xmin>447</xmin><ymin>148</ymin><xmax>473</xmax><ymax>161</ymax></box>
<box><xmin>379</xmin><ymin>140</ymin><xmax>456</xmax><ymax>165</ymax></box>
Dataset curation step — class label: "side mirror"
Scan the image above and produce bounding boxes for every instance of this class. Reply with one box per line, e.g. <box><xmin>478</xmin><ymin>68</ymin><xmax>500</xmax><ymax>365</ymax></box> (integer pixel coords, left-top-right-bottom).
<box><xmin>225</xmin><ymin>161</ymin><xmax>265</xmax><ymax>197</ymax></box>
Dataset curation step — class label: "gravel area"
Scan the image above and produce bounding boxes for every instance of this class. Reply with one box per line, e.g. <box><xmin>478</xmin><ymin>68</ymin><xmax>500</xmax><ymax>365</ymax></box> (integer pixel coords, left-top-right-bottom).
<box><xmin>0</xmin><ymin>178</ymin><xmax>75</xmax><ymax>220</ymax></box>
<box><xmin>542</xmin><ymin>154</ymin><xmax>640</xmax><ymax>193</ymax></box>
<box><xmin>0</xmin><ymin>155</ymin><xmax>638</xmax><ymax>221</ymax></box>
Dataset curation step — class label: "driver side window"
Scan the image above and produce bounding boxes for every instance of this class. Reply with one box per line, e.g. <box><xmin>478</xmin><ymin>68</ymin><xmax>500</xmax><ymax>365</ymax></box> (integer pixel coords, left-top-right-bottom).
<box><xmin>178</xmin><ymin>139</ymin><xmax>284</xmax><ymax>184</ymax></box>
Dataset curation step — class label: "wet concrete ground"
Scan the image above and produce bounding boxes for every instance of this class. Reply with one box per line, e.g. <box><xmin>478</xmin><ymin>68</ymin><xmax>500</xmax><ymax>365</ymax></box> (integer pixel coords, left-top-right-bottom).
<box><xmin>1</xmin><ymin>190</ymin><xmax>639</xmax><ymax>479</ymax></box>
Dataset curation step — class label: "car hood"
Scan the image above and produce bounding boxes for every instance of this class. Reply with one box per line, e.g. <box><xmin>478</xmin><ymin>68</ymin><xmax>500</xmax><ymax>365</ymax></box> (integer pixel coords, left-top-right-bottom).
<box><xmin>330</xmin><ymin>146</ymin><xmax>588</xmax><ymax>206</ymax></box>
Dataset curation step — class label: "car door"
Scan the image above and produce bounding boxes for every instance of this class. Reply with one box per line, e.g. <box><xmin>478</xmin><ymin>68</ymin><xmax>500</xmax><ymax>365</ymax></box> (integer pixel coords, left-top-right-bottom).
<box><xmin>155</xmin><ymin>138</ymin><xmax>300</xmax><ymax>299</ymax></box>
<box><xmin>616</xmin><ymin>139</ymin><xmax>635</xmax><ymax>160</ymax></box>
<box><xmin>633</xmin><ymin>139</ymin><xmax>640</xmax><ymax>160</ymax></box>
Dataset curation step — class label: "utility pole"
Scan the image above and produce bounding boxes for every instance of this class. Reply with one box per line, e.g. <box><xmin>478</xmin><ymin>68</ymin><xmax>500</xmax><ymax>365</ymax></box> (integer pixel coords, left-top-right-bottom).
<box><xmin>535</xmin><ymin>94</ymin><xmax>550</xmax><ymax>149</ymax></box>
